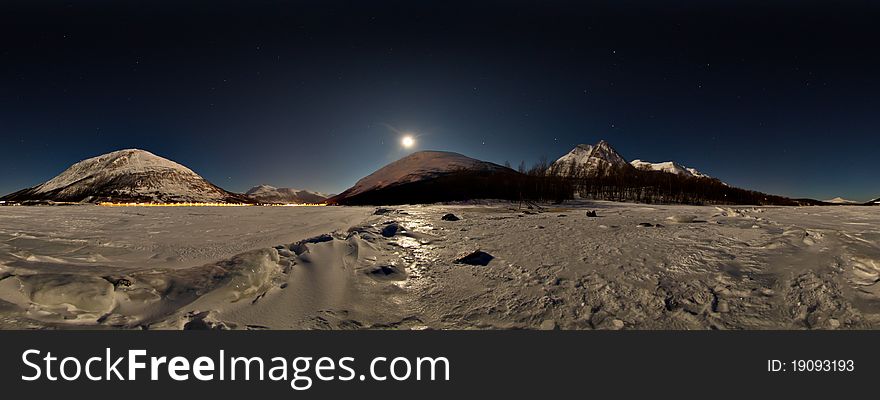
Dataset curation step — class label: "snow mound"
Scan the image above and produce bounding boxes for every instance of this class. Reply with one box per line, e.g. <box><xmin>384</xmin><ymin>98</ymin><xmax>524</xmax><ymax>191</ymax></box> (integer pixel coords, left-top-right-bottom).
<box><xmin>246</xmin><ymin>184</ymin><xmax>329</xmax><ymax>204</ymax></box>
<box><xmin>18</xmin><ymin>274</ymin><xmax>116</xmax><ymax>319</ymax></box>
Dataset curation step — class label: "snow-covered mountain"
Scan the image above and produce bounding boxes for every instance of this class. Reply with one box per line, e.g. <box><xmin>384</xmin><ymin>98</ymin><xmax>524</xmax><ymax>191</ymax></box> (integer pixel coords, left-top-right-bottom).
<box><xmin>551</xmin><ymin>139</ymin><xmax>716</xmax><ymax>180</ymax></box>
<box><xmin>550</xmin><ymin>140</ymin><xmax>629</xmax><ymax>176</ymax></box>
<box><xmin>245</xmin><ymin>185</ymin><xmax>329</xmax><ymax>204</ymax></box>
<box><xmin>824</xmin><ymin>197</ymin><xmax>860</xmax><ymax>204</ymax></box>
<box><xmin>1</xmin><ymin>149</ymin><xmax>250</xmax><ymax>203</ymax></box>
<box><xmin>328</xmin><ymin>150</ymin><xmax>515</xmax><ymax>205</ymax></box>
<box><xmin>630</xmin><ymin>159</ymin><xmax>709</xmax><ymax>178</ymax></box>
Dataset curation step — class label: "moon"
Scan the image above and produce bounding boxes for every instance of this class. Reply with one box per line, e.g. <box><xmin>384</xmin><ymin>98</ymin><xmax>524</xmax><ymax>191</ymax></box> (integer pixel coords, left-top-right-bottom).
<box><xmin>401</xmin><ymin>135</ymin><xmax>415</xmax><ymax>148</ymax></box>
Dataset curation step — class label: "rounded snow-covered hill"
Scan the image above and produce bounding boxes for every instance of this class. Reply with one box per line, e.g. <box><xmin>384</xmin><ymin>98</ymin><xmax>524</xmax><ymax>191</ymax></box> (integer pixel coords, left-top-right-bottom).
<box><xmin>328</xmin><ymin>151</ymin><xmax>517</xmax><ymax>205</ymax></box>
<box><xmin>245</xmin><ymin>184</ymin><xmax>329</xmax><ymax>204</ymax></box>
<box><xmin>1</xmin><ymin>149</ymin><xmax>249</xmax><ymax>203</ymax></box>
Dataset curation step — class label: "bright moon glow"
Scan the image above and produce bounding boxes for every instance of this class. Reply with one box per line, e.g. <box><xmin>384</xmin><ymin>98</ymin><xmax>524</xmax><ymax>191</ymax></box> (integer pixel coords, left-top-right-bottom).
<box><xmin>401</xmin><ymin>135</ymin><xmax>415</xmax><ymax>148</ymax></box>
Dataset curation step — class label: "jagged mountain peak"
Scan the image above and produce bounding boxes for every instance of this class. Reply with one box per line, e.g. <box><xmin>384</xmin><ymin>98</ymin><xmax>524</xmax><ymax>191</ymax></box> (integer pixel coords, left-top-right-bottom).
<box><xmin>551</xmin><ymin>139</ymin><xmax>629</xmax><ymax>176</ymax></box>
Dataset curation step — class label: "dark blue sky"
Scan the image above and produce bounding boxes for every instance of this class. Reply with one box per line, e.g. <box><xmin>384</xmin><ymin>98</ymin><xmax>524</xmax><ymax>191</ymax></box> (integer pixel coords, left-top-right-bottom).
<box><xmin>1</xmin><ymin>1</ymin><xmax>878</xmax><ymax>200</ymax></box>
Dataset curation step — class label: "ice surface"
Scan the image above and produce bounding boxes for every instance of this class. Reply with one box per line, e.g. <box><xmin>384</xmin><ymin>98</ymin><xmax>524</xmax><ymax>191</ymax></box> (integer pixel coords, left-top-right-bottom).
<box><xmin>1</xmin><ymin>202</ymin><xmax>879</xmax><ymax>329</ymax></box>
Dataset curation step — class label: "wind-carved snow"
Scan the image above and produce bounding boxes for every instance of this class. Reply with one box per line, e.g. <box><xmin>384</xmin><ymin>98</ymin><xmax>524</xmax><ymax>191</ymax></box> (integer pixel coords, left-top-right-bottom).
<box><xmin>245</xmin><ymin>184</ymin><xmax>329</xmax><ymax>204</ymax></box>
<box><xmin>340</xmin><ymin>150</ymin><xmax>508</xmax><ymax>198</ymax></box>
<box><xmin>2</xmin><ymin>202</ymin><xmax>880</xmax><ymax>329</ymax></box>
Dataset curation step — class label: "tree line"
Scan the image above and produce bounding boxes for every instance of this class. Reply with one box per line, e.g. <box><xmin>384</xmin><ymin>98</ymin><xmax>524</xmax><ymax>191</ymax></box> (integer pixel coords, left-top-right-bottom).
<box><xmin>535</xmin><ymin>161</ymin><xmax>808</xmax><ymax>206</ymax></box>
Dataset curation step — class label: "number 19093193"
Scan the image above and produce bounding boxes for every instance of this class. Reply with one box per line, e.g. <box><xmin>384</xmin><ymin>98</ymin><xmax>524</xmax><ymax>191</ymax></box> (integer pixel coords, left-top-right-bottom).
<box><xmin>768</xmin><ymin>359</ymin><xmax>854</xmax><ymax>372</ymax></box>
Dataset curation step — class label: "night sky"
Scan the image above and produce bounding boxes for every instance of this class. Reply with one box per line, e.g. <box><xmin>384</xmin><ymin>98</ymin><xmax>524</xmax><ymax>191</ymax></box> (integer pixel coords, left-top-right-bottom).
<box><xmin>1</xmin><ymin>1</ymin><xmax>878</xmax><ymax>201</ymax></box>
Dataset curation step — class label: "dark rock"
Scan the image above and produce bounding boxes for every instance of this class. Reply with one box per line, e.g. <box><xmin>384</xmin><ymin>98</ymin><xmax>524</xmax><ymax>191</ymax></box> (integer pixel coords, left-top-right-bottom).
<box><xmin>290</xmin><ymin>234</ymin><xmax>334</xmax><ymax>255</ymax></box>
<box><xmin>637</xmin><ymin>222</ymin><xmax>654</xmax><ymax>227</ymax></box>
<box><xmin>366</xmin><ymin>265</ymin><xmax>407</xmax><ymax>281</ymax></box>
<box><xmin>373</xmin><ymin>208</ymin><xmax>393</xmax><ymax>215</ymax></box>
<box><xmin>102</xmin><ymin>276</ymin><xmax>132</xmax><ymax>288</ymax></box>
<box><xmin>441</xmin><ymin>213</ymin><xmax>460</xmax><ymax>221</ymax></box>
<box><xmin>381</xmin><ymin>223</ymin><xmax>403</xmax><ymax>237</ymax></box>
<box><xmin>586</xmin><ymin>210</ymin><xmax>598</xmax><ymax>217</ymax></box>
<box><xmin>454</xmin><ymin>250</ymin><xmax>494</xmax><ymax>266</ymax></box>
<box><xmin>183</xmin><ymin>311</ymin><xmax>230</xmax><ymax>330</ymax></box>
<box><xmin>113</xmin><ymin>278</ymin><xmax>132</xmax><ymax>288</ymax></box>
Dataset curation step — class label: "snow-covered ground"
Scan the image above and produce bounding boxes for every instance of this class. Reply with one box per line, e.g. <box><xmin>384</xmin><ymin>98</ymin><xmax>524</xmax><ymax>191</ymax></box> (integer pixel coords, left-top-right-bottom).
<box><xmin>1</xmin><ymin>202</ymin><xmax>879</xmax><ymax>330</ymax></box>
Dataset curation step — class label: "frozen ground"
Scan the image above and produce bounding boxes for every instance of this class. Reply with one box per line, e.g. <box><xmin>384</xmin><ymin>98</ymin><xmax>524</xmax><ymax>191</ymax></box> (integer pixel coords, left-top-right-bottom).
<box><xmin>1</xmin><ymin>202</ymin><xmax>879</xmax><ymax>330</ymax></box>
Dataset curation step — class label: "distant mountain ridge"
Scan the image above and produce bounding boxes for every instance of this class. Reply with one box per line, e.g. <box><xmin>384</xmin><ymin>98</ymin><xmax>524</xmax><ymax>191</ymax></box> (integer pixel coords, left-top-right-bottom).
<box><xmin>245</xmin><ymin>184</ymin><xmax>329</xmax><ymax>204</ymax></box>
<box><xmin>824</xmin><ymin>197</ymin><xmax>859</xmax><ymax>204</ymax></box>
<box><xmin>1</xmin><ymin>149</ymin><xmax>250</xmax><ymax>203</ymax></box>
<box><xmin>630</xmin><ymin>159</ymin><xmax>709</xmax><ymax>179</ymax></box>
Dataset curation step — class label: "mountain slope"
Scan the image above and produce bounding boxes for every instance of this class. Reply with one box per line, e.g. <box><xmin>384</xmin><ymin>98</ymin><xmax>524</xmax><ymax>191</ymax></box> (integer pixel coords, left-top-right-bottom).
<box><xmin>245</xmin><ymin>185</ymin><xmax>329</xmax><ymax>204</ymax></box>
<box><xmin>630</xmin><ymin>159</ymin><xmax>709</xmax><ymax>179</ymax></box>
<box><xmin>549</xmin><ymin>140</ymin><xmax>630</xmax><ymax>176</ymax></box>
<box><xmin>328</xmin><ymin>151</ymin><xmax>522</xmax><ymax>205</ymax></box>
<box><xmin>1</xmin><ymin>149</ymin><xmax>249</xmax><ymax>203</ymax></box>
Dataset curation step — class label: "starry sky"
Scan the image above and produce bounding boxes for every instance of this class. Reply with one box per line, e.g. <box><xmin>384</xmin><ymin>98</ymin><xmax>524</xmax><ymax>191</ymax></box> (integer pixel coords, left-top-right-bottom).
<box><xmin>1</xmin><ymin>1</ymin><xmax>878</xmax><ymax>201</ymax></box>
